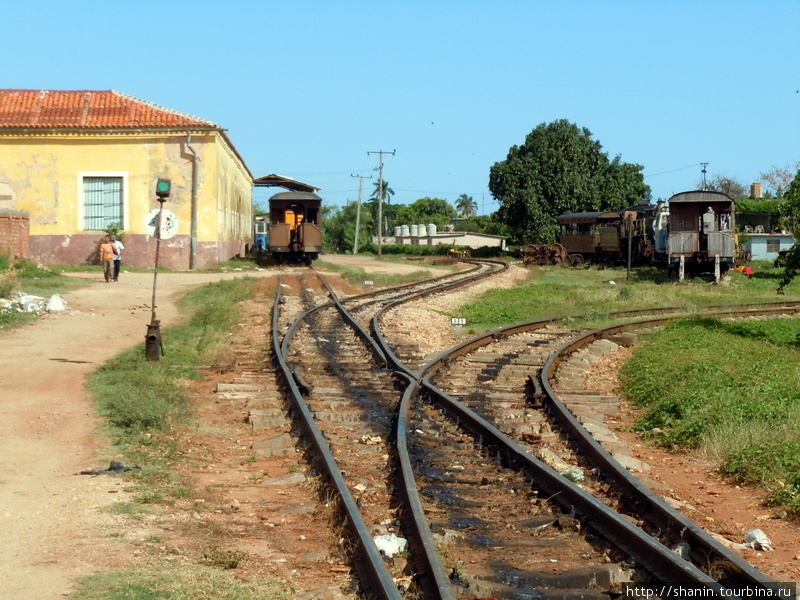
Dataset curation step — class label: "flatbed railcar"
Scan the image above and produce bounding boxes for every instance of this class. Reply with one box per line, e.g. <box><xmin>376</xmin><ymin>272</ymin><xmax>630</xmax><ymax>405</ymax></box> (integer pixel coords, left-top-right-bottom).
<box><xmin>268</xmin><ymin>191</ymin><xmax>323</xmax><ymax>265</ymax></box>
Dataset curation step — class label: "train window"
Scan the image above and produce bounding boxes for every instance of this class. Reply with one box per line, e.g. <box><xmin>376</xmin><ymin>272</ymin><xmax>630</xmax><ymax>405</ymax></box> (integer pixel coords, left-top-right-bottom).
<box><xmin>285</xmin><ymin>206</ymin><xmax>305</xmax><ymax>228</ymax></box>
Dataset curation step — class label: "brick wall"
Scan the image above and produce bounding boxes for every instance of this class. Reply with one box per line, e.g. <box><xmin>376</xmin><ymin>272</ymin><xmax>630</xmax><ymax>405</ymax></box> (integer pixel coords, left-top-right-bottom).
<box><xmin>0</xmin><ymin>210</ymin><xmax>30</xmax><ymax>259</ymax></box>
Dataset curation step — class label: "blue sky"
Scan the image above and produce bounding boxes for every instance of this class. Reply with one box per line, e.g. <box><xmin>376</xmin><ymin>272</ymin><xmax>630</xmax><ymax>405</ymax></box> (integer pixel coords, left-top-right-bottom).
<box><xmin>6</xmin><ymin>0</ymin><xmax>799</xmax><ymax>214</ymax></box>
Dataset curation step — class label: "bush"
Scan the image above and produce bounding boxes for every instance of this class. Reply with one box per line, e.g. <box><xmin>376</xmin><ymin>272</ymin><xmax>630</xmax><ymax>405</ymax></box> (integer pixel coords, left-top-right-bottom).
<box><xmin>0</xmin><ymin>269</ymin><xmax>18</xmax><ymax>299</ymax></box>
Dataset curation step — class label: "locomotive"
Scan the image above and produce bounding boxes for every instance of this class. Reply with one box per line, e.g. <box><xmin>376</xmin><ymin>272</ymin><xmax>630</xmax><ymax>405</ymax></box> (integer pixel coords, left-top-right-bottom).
<box><xmin>554</xmin><ymin>189</ymin><xmax>736</xmax><ymax>276</ymax></box>
<box><xmin>267</xmin><ymin>191</ymin><xmax>323</xmax><ymax>265</ymax></box>
<box><xmin>556</xmin><ymin>201</ymin><xmax>668</xmax><ymax>266</ymax></box>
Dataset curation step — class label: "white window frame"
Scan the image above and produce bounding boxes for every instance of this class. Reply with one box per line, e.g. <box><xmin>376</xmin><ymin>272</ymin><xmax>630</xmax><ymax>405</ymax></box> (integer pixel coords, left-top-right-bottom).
<box><xmin>766</xmin><ymin>238</ymin><xmax>781</xmax><ymax>253</ymax></box>
<box><xmin>77</xmin><ymin>171</ymin><xmax>129</xmax><ymax>231</ymax></box>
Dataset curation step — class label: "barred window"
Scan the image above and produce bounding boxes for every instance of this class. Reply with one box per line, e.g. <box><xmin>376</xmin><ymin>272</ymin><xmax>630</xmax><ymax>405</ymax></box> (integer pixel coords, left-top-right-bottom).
<box><xmin>83</xmin><ymin>176</ymin><xmax>123</xmax><ymax>230</ymax></box>
<box><xmin>767</xmin><ymin>238</ymin><xmax>780</xmax><ymax>253</ymax></box>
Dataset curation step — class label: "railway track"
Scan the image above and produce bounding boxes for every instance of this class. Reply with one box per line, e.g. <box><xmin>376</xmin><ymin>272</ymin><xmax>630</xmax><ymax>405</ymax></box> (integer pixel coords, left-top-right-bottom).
<box><xmin>269</xmin><ymin>262</ymin><xmax>798</xmax><ymax>599</ymax></box>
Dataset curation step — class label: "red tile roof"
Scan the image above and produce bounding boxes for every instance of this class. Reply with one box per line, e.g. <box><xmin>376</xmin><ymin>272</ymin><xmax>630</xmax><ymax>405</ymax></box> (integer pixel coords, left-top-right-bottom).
<box><xmin>0</xmin><ymin>89</ymin><xmax>219</xmax><ymax>129</ymax></box>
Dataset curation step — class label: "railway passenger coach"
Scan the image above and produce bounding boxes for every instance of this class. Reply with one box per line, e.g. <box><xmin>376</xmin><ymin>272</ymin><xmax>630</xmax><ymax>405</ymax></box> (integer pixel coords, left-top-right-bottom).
<box><xmin>268</xmin><ymin>191</ymin><xmax>323</xmax><ymax>264</ymax></box>
<box><xmin>666</xmin><ymin>190</ymin><xmax>735</xmax><ymax>275</ymax></box>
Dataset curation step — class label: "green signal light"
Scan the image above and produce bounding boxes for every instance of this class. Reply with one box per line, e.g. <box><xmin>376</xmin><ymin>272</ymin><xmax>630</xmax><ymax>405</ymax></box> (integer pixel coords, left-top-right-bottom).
<box><xmin>156</xmin><ymin>178</ymin><xmax>171</xmax><ymax>198</ymax></box>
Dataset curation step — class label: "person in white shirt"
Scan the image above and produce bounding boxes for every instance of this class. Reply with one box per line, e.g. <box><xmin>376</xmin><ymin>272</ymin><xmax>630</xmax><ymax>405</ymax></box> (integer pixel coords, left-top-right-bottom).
<box><xmin>110</xmin><ymin>235</ymin><xmax>125</xmax><ymax>282</ymax></box>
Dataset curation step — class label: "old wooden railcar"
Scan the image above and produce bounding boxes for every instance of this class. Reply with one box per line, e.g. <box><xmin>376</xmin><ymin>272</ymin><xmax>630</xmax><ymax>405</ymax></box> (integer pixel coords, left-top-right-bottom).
<box><xmin>556</xmin><ymin>203</ymin><xmax>666</xmax><ymax>266</ymax></box>
<box><xmin>268</xmin><ymin>191</ymin><xmax>323</xmax><ymax>264</ymax></box>
<box><xmin>666</xmin><ymin>190</ymin><xmax>735</xmax><ymax>275</ymax></box>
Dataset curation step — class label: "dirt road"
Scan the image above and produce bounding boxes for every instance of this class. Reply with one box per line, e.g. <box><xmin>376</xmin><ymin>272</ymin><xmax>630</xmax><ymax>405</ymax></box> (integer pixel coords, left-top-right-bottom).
<box><xmin>0</xmin><ymin>267</ymin><xmax>277</xmax><ymax>600</ymax></box>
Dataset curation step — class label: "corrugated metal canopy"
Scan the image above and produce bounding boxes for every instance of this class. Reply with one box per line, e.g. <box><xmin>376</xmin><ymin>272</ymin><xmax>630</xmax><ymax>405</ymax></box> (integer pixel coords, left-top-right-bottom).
<box><xmin>669</xmin><ymin>190</ymin><xmax>734</xmax><ymax>204</ymax></box>
<box><xmin>269</xmin><ymin>191</ymin><xmax>322</xmax><ymax>202</ymax></box>
<box><xmin>254</xmin><ymin>174</ymin><xmax>320</xmax><ymax>192</ymax></box>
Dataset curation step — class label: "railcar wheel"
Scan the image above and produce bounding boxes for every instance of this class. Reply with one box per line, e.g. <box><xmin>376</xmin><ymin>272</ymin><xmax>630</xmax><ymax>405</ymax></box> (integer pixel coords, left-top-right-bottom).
<box><xmin>569</xmin><ymin>254</ymin><xmax>585</xmax><ymax>267</ymax></box>
<box><xmin>550</xmin><ymin>243</ymin><xmax>568</xmax><ymax>261</ymax></box>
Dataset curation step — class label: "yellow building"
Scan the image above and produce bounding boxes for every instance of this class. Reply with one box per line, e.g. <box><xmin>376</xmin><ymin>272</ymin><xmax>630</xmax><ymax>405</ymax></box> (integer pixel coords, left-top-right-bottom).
<box><xmin>0</xmin><ymin>89</ymin><xmax>253</xmax><ymax>269</ymax></box>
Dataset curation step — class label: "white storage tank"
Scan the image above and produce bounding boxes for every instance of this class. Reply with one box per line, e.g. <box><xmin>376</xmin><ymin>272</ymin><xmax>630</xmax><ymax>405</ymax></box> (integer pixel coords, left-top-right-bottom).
<box><xmin>410</xmin><ymin>224</ymin><xmax>418</xmax><ymax>236</ymax></box>
<box><xmin>394</xmin><ymin>226</ymin><xmax>401</xmax><ymax>237</ymax></box>
<box><xmin>401</xmin><ymin>224</ymin><xmax>410</xmax><ymax>236</ymax></box>
<box><xmin>427</xmin><ymin>223</ymin><xmax>436</xmax><ymax>236</ymax></box>
<box><xmin>418</xmin><ymin>224</ymin><xmax>426</xmax><ymax>236</ymax></box>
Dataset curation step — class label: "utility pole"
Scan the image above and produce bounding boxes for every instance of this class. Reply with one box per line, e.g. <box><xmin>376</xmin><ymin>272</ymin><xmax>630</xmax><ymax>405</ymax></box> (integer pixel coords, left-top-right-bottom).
<box><xmin>367</xmin><ymin>149</ymin><xmax>395</xmax><ymax>256</ymax></box>
<box><xmin>350</xmin><ymin>173</ymin><xmax>372</xmax><ymax>255</ymax></box>
<box><xmin>701</xmin><ymin>162</ymin><xmax>709</xmax><ymax>190</ymax></box>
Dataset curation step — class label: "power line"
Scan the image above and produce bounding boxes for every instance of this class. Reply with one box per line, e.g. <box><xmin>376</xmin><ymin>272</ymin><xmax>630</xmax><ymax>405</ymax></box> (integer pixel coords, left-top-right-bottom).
<box><xmin>644</xmin><ymin>163</ymin><xmax>701</xmax><ymax>178</ymax></box>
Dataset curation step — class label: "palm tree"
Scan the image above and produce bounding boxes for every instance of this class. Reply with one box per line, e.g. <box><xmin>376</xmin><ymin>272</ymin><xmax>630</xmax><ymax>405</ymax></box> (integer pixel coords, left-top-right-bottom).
<box><xmin>455</xmin><ymin>194</ymin><xmax>478</xmax><ymax>218</ymax></box>
<box><xmin>370</xmin><ymin>179</ymin><xmax>395</xmax><ymax>204</ymax></box>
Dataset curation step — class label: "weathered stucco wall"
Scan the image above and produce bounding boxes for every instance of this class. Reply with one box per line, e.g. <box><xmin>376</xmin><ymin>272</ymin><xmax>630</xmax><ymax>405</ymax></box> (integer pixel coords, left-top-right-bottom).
<box><xmin>0</xmin><ymin>130</ymin><xmax>252</xmax><ymax>268</ymax></box>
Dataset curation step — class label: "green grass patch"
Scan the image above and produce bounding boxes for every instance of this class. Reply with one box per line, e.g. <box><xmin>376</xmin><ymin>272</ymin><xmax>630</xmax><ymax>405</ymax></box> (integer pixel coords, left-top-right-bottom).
<box><xmin>620</xmin><ymin>317</ymin><xmax>800</xmax><ymax>514</ymax></box>
<box><xmin>85</xmin><ymin>277</ymin><xmax>258</xmax><ymax>506</ymax></box>
<box><xmin>70</xmin><ymin>562</ymin><xmax>288</xmax><ymax>600</ymax></box>
<box><xmin>0</xmin><ymin>256</ymin><xmax>88</xmax><ymax>330</ymax></box>
<box><xmin>458</xmin><ymin>264</ymin><xmax>800</xmax><ymax>333</ymax></box>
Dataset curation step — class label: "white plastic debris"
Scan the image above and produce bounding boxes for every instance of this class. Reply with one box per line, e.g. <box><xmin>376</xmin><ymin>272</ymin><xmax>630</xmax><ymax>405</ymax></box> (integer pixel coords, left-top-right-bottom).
<box><xmin>672</xmin><ymin>540</ymin><xmax>691</xmax><ymax>559</ymax></box>
<box><xmin>373</xmin><ymin>533</ymin><xmax>407</xmax><ymax>558</ymax></box>
<box><xmin>608</xmin><ymin>280</ymin><xmax>616</xmax><ymax>285</ymax></box>
<box><xmin>18</xmin><ymin>293</ymin><xmax>45</xmax><ymax>312</ymax></box>
<box><xmin>46</xmin><ymin>294</ymin><xmax>66</xmax><ymax>312</ymax></box>
<box><xmin>744</xmin><ymin>529</ymin><xmax>773</xmax><ymax>551</ymax></box>
<box><xmin>560</xmin><ymin>468</ymin><xmax>585</xmax><ymax>483</ymax></box>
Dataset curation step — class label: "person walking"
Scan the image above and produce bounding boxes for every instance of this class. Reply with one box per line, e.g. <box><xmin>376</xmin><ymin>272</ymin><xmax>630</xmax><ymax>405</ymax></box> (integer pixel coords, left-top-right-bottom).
<box><xmin>110</xmin><ymin>235</ymin><xmax>124</xmax><ymax>282</ymax></box>
<box><xmin>98</xmin><ymin>235</ymin><xmax>117</xmax><ymax>283</ymax></box>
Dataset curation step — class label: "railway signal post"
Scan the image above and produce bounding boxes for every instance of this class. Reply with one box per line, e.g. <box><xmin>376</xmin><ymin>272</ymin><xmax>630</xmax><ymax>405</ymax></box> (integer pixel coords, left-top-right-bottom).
<box><xmin>145</xmin><ymin>178</ymin><xmax>171</xmax><ymax>361</ymax></box>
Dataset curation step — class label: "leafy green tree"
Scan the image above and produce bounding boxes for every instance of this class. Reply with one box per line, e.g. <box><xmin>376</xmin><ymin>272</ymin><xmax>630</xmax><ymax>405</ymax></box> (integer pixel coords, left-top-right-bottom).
<box><xmin>455</xmin><ymin>194</ymin><xmax>478</xmax><ymax>218</ymax></box>
<box><xmin>700</xmin><ymin>175</ymin><xmax>748</xmax><ymax>199</ymax></box>
<box><xmin>366</xmin><ymin>198</ymin><xmax>401</xmax><ymax>236</ymax></box>
<box><xmin>369</xmin><ymin>179</ymin><xmax>395</xmax><ymax>204</ymax></box>
<box><xmin>323</xmin><ymin>202</ymin><xmax>374</xmax><ymax>254</ymax></box>
<box><xmin>454</xmin><ymin>214</ymin><xmax>510</xmax><ymax>237</ymax></box>
<box><xmin>489</xmin><ymin>119</ymin><xmax>649</xmax><ymax>244</ymax></box>
<box><xmin>395</xmin><ymin>197</ymin><xmax>458</xmax><ymax>230</ymax></box>
<box><xmin>366</xmin><ymin>179</ymin><xmax>396</xmax><ymax>236</ymax></box>
<box><xmin>777</xmin><ymin>169</ymin><xmax>800</xmax><ymax>293</ymax></box>
<box><xmin>760</xmin><ymin>162</ymin><xmax>800</xmax><ymax>197</ymax></box>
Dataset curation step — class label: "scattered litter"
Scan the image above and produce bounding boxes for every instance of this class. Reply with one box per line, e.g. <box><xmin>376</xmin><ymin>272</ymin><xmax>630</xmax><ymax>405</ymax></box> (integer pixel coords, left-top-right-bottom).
<box><xmin>560</xmin><ymin>468</ymin><xmax>584</xmax><ymax>483</ymax></box>
<box><xmin>45</xmin><ymin>294</ymin><xmax>66</xmax><ymax>312</ymax></box>
<box><xmin>1</xmin><ymin>292</ymin><xmax>71</xmax><ymax>315</ymax></box>
<box><xmin>608</xmin><ymin>280</ymin><xmax>616</xmax><ymax>285</ymax></box>
<box><xmin>744</xmin><ymin>529</ymin><xmax>773</xmax><ymax>551</ymax></box>
<box><xmin>353</xmin><ymin>483</ymin><xmax>367</xmax><ymax>492</ymax></box>
<box><xmin>304</xmin><ymin>288</ymin><xmax>314</xmax><ymax>292</ymax></box>
<box><xmin>373</xmin><ymin>533</ymin><xmax>407</xmax><ymax>558</ymax></box>
<box><xmin>280</xmin><ymin>283</ymin><xmax>290</xmax><ymax>288</ymax></box>
<box><xmin>359</xmin><ymin>435</ymin><xmax>382</xmax><ymax>445</ymax></box>
<box><xmin>79</xmin><ymin>460</ymin><xmax>141</xmax><ymax>475</ymax></box>
<box><xmin>672</xmin><ymin>540</ymin><xmax>691</xmax><ymax>559</ymax></box>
